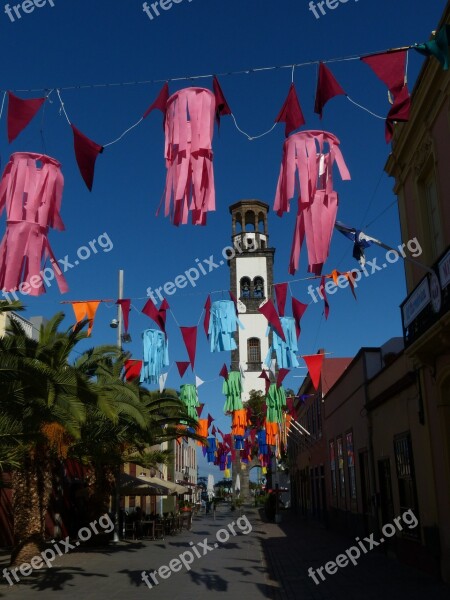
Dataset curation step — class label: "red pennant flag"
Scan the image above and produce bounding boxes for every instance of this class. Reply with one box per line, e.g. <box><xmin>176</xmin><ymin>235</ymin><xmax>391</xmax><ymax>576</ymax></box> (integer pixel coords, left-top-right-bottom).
<box><xmin>314</xmin><ymin>63</ymin><xmax>346</xmax><ymax>119</ymax></box>
<box><xmin>229</xmin><ymin>290</ymin><xmax>239</xmax><ymax>315</ymax></box>
<box><xmin>361</xmin><ymin>51</ymin><xmax>407</xmax><ymax>97</ymax></box>
<box><xmin>176</xmin><ymin>361</ymin><xmax>191</xmax><ymax>377</ymax></box>
<box><xmin>385</xmin><ymin>86</ymin><xmax>411</xmax><ymax>142</ymax></box>
<box><xmin>219</xmin><ymin>363</ymin><xmax>229</xmax><ymax>380</ymax></box>
<box><xmin>143</xmin><ymin>82</ymin><xmax>169</xmax><ymax>119</ymax></box>
<box><xmin>71</xmin><ymin>124</ymin><xmax>103</xmax><ymax>191</ymax></box>
<box><xmin>258</xmin><ymin>299</ymin><xmax>286</xmax><ymax>342</ymax></box>
<box><xmin>303</xmin><ymin>354</ymin><xmax>324</xmax><ymax>391</ymax></box>
<box><xmin>319</xmin><ymin>276</ymin><xmax>330</xmax><ymax>320</ymax></box>
<box><xmin>275</xmin><ymin>83</ymin><xmax>305</xmax><ymax>137</ymax></box>
<box><xmin>258</xmin><ymin>370</ymin><xmax>271</xmax><ymax>394</ymax></box>
<box><xmin>124</xmin><ymin>359</ymin><xmax>143</xmax><ymax>381</ymax></box>
<box><xmin>142</xmin><ymin>299</ymin><xmax>165</xmax><ymax>332</ymax></box>
<box><xmin>286</xmin><ymin>396</ymin><xmax>297</xmax><ymax>417</ymax></box>
<box><xmin>180</xmin><ymin>326</ymin><xmax>197</xmax><ymax>369</ymax></box>
<box><xmin>158</xmin><ymin>299</ymin><xmax>169</xmax><ymax>332</ymax></box>
<box><xmin>204</xmin><ymin>295</ymin><xmax>212</xmax><ymax>337</ymax></box>
<box><xmin>7</xmin><ymin>92</ymin><xmax>46</xmax><ymax>143</ymax></box>
<box><xmin>212</xmin><ymin>76</ymin><xmax>232</xmax><ymax>126</ymax></box>
<box><xmin>207</xmin><ymin>413</ymin><xmax>215</xmax><ymax>429</ymax></box>
<box><xmin>116</xmin><ymin>299</ymin><xmax>131</xmax><ymax>333</ymax></box>
<box><xmin>274</xmin><ymin>283</ymin><xmax>288</xmax><ymax>317</ymax></box>
<box><xmin>277</xmin><ymin>368</ymin><xmax>290</xmax><ymax>388</ymax></box>
<box><xmin>292</xmin><ymin>296</ymin><xmax>308</xmax><ymax>339</ymax></box>
<box><xmin>211</xmin><ymin>425</ymin><xmax>217</xmax><ymax>436</ymax></box>
<box><xmin>196</xmin><ymin>404</ymin><xmax>205</xmax><ymax>418</ymax></box>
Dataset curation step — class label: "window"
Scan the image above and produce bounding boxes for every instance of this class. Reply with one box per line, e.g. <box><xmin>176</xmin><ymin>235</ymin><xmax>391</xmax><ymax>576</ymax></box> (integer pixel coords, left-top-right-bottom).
<box><xmin>394</xmin><ymin>433</ymin><xmax>419</xmax><ymax>535</ymax></box>
<box><xmin>346</xmin><ymin>432</ymin><xmax>357</xmax><ymax>499</ymax></box>
<box><xmin>253</xmin><ymin>277</ymin><xmax>264</xmax><ymax>298</ymax></box>
<box><xmin>330</xmin><ymin>441</ymin><xmax>337</xmax><ymax>497</ymax></box>
<box><xmin>240</xmin><ymin>277</ymin><xmax>251</xmax><ymax>299</ymax></box>
<box><xmin>337</xmin><ymin>437</ymin><xmax>345</xmax><ymax>499</ymax></box>
<box><xmin>247</xmin><ymin>338</ymin><xmax>261</xmax><ymax>366</ymax></box>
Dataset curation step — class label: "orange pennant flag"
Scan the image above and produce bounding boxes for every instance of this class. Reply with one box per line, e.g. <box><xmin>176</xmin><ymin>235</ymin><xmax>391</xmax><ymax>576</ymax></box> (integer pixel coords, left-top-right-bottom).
<box><xmin>70</xmin><ymin>301</ymin><xmax>100</xmax><ymax>336</ymax></box>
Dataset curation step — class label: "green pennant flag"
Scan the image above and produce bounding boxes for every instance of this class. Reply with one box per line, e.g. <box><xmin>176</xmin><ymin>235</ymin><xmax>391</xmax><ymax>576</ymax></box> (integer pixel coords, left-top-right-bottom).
<box><xmin>414</xmin><ymin>25</ymin><xmax>450</xmax><ymax>71</ymax></box>
<box><xmin>222</xmin><ymin>371</ymin><xmax>243</xmax><ymax>413</ymax></box>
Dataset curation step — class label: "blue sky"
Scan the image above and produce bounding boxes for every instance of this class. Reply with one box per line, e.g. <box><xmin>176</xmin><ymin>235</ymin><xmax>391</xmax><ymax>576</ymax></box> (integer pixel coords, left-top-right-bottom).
<box><xmin>0</xmin><ymin>0</ymin><xmax>446</xmax><ymax>476</ymax></box>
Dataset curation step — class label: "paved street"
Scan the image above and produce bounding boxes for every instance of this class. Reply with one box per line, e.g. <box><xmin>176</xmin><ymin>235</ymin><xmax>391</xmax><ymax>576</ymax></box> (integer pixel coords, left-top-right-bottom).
<box><xmin>1</xmin><ymin>506</ymin><xmax>449</xmax><ymax>599</ymax></box>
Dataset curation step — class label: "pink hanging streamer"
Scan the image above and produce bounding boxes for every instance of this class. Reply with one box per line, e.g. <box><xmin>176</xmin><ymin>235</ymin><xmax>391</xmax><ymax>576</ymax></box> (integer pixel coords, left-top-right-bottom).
<box><xmin>0</xmin><ymin>152</ymin><xmax>67</xmax><ymax>296</ymax></box>
<box><xmin>274</xmin><ymin>131</ymin><xmax>350</xmax><ymax>275</ymax></box>
<box><xmin>163</xmin><ymin>87</ymin><xmax>216</xmax><ymax>226</ymax></box>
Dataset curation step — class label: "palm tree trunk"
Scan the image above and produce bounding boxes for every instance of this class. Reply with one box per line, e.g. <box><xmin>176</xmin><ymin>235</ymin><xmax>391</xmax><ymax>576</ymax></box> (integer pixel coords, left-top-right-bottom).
<box><xmin>10</xmin><ymin>451</ymin><xmax>52</xmax><ymax>566</ymax></box>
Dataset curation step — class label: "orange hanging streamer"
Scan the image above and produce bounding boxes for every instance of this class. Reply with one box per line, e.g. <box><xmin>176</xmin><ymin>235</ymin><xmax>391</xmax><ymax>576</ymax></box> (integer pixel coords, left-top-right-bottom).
<box><xmin>265</xmin><ymin>421</ymin><xmax>279</xmax><ymax>446</ymax></box>
<box><xmin>232</xmin><ymin>409</ymin><xmax>248</xmax><ymax>436</ymax></box>
<box><xmin>196</xmin><ymin>419</ymin><xmax>209</xmax><ymax>446</ymax></box>
<box><xmin>70</xmin><ymin>301</ymin><xmax>101</xmax><ymax>336</ymax></box>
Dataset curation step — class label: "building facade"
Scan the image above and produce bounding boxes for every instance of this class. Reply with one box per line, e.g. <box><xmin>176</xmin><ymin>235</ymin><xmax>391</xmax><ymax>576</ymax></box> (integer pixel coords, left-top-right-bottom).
<box><xmin>385</xmin><ymin>2</ymin><xmax>450</xmax><ymax>581</ymax></box>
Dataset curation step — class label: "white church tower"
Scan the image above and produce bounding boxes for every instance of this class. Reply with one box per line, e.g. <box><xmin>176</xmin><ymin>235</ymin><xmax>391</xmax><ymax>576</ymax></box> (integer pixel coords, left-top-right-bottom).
<box><xmin>229</xmin><ymin>200</ymin><xmax>275</xmax><ymax>401</ymax></box>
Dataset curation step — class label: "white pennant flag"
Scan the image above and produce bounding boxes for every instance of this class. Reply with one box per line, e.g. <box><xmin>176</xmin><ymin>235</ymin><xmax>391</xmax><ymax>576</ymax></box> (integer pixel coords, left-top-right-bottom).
<box><xmin>195</xmin><ymin>375</ymin><xmax>205</xmax><ymax>388</ymax></box>
<box><xmin>159</xmin><ymin>373</ymin><xmax>168</xmax><ymax>393</ymax></box>
<box><xmin>270</xmin><ymin>359</ymin><xmax>277</xmax><ymax>378</ymax></box>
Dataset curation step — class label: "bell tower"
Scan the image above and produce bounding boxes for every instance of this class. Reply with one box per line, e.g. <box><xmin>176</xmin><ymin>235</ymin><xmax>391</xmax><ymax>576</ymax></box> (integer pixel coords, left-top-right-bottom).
<box><xmin>229</xmin><ymin>200</ymin><xmax>275</xmax><ymax>401</ymax></box>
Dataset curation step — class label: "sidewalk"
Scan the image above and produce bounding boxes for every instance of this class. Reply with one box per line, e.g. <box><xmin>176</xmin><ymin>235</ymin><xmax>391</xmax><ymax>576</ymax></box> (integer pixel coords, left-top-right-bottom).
<box><xmin>260</xmin><ymin>509</ymin><xmax>450</xmax><ymax>600</ymax></box>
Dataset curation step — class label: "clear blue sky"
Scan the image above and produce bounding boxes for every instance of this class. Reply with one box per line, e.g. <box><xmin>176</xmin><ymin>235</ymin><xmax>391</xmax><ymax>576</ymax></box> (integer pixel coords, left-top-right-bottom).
<box><xmin>0</xmin><ymin>0</ymin><xmax>446</xmax><ymax>477</ymax></box>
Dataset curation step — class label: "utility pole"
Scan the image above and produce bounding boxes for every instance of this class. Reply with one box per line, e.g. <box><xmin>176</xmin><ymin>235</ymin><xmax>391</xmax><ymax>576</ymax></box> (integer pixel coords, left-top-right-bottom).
<box><xmin>112</xmin><ymin>269</ymin><xmax>124</xmax><ymax>543</ymax></box>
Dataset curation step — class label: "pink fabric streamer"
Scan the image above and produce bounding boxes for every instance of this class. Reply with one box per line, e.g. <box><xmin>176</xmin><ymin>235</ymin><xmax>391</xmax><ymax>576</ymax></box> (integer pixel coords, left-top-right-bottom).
<box><xmin>0</xmin><ymin>152</ymin><xmax>67</xmax><ymax>296</ymax></box>
<box><xmin>163</xmin><ymin>87</ymin><xmax>216</xmax><ymax>226</ymax></box>
<box><xmin>274</xmin><ymin>130</ymin><xmax>350</xmax><ymax>275</ymax></box>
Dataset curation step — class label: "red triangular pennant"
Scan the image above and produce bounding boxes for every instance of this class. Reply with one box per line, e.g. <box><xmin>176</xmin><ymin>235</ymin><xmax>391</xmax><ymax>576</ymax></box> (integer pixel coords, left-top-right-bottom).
<box><xmin>274</xmin><ymin>283</ymin><xmax>288</xmax><ymax>317</ymax></box>
<box><xmin>258</xmin><ymin>370</ymin><xmax>271</xmax><ymax>394</ymax></box>
<box><xmin>213</xmin><ymin>76</ymin><xmax>232</xmax><ymax>126</ymax></box>
<box><xmin>303</xmin><ymin>354</ymin><xmax>324</xmax><ymax>391</ymax></box>
<box><xmin>219</xmin><ymin>363</ymin><xmax>229</xmax><ymax>380</ymax></box>
<box><xmin>207</xmin><ymin>413</ymin><xmax>215</xmax><ymax>429</ymax></box>
<box><xmin>211</xmin><ymin>425</ymin><xmax>217</xmax><ymax>436</ymax></box>
<box><xmin>143</xmin><ymin>82</ymin><xmax>169</xmax><ymax>119</ymax></box>
<box><xmin>142</xmin><ymin>299</ymin><xmax>165</xmax><ymax>333</ymax></box>
<box><xmin>116</xmin><ymin>299</ymin><xmax>131</xmax><ymax>333</ymax></box>
<box><xmin>71</xmin><ymin>124</ymin><xmax>103</xmax><ymax>191</ymax></box>
<box><xmin>361</xmin><ymin>51</ymin><xmax>407</xmax><ymax>97</ymax></box>
<box><xmin>124</xmin><ymin>359</ymin><xmax>143</xmax><ymax>381</ymax></box>
<box><xmin>258</xmin><ymin>299</ymin><xmax>286</xmax><ymax>342</ymax></box>
<box><xmin>176</xmin><ymin>361</ymin><xmax>191</xmax><ymax>377</ymax></box>
<box><xmin>292</xmin><ymin>296</ymin><xmax>308</xmax><ymax>339</ymax></box>
<box><xmin>275</xmin><ymin>83</ymin><xmax>305</xmax><ymax>137</ymax></box>
<box><xmin>277</xmin><ymin>368</ymin><xmax>290</xmax><ymax>388</ymax></box>
<box><xmin>204</xmin><ymin>295</ymin><xmax>212</xmax><ymax>337</ymax></box>
<box><xmin>7</xmin><ymin>92</ymin><xmax>46</xmax><ymax>143</ymax></box>
<box><xmin>180</xmin><ymin>326</ymin><xmax>197</xmax><ymax>369</ymax></box>
<box><xmin>196</xmin><ymin>405</ymin><xmax>205</xmax><ymax>418</ymax></box>
<box><xmin>314</xmin><ymin>63</ymin><xmax>346</xmax><ymax>119</ymax></box>
<box><xmin>385</xmin><ymin>86</ymin><xmax>411</xmax><ymax>142</ymax></box>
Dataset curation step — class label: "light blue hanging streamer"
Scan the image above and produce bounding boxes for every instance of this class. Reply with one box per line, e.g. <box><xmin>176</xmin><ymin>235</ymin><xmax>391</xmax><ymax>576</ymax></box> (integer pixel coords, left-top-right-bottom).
<box><xmin>265</xmin><ymin>316</ymin><xmax>299</xmax><ymax>369</ymax></box>
<box><xmin>140</xmin><ymin>328</ymin><xmax>169</xmax><ymax>384</ymax></box>
<box><xmin>208</xmin><ymin>300</ymin><xmax>244</xmax><ymax>352</ymax></box>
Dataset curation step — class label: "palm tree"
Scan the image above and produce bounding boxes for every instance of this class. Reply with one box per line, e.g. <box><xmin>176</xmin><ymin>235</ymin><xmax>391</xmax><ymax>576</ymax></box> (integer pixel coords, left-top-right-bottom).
<box><xmin>0</xmin><ymin>311</ymin><xmax>93</xmax><ymax>565</ymax></box>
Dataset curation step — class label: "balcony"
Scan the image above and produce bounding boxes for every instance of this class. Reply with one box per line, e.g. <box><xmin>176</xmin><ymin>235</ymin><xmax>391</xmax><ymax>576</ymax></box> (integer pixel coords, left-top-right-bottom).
<box><xmin>401</xmin><ymin>245</ymin><xmax>450</xmax><ymax>356</ymax></box>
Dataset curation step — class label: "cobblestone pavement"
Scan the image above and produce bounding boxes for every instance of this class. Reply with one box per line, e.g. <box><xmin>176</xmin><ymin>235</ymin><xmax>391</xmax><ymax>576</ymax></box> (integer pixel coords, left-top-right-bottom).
<box><xmin>0</xmin><ymin>506</ymin><xmax>449</xmax><ymax>599</ymax></box>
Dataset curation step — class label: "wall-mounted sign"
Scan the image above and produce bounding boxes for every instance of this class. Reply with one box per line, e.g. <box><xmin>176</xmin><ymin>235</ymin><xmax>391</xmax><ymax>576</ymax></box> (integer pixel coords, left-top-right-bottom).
<box><xmin>402</xmin><ymin>278</ymin><xmax>430</xmax><ymax>328</ymax></box>
<box><xmin>429</xmin><ymin>272</ymin><xmax>442</xmax><ymax>314</ymax></box>
<box><xmin>438</xmin><ymin>249</ymin><xmax>450</xmax><ymax>290</ymax></box>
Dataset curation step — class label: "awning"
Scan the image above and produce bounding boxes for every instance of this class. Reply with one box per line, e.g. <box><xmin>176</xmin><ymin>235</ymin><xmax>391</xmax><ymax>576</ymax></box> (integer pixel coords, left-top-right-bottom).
<box><xmin>138</xmin><ymin>475</ymin><xmax>189</xmax><ymax>495</ymax></box>
<box><xmin>119</xmin><ymin>473</ymin><xmax>168</xmax><ymax>496</ymax></box>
